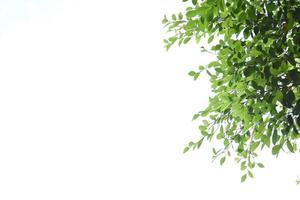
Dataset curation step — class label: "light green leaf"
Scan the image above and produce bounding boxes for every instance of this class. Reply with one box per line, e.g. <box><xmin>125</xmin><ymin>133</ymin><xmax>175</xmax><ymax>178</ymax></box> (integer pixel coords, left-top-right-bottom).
<box><xmin>183</xmin><ymin>147</ymin><xmax>190</xmax><ymax>154</ymax></box>
<box><xmin>196</xmin><ymin>138</ymin><xmax>204</xmax><ymax>149</ymax></box>
<box><xmin>248</xmin><ymin>171</ymin><xmax>254</xmax><ymax>178</ymax></box>
<box><xmin>188</xmin><ymin>71</ymin><xmax>196</xmax><ymax>76</ymax></box>
<box><xmin>250</xmin><ymin>142</ymin><xmax>260</xmax><ymax>152</ymax></box>
<box><xmin>220</xmin><ymin>156</ymin><xmax>226</xmax><ymax>165</ymax></box>
<box><xmin>257</xmin><ymin>163</ymin><xmax>264</xmax><ymax>168</ymax></box>
<box><xmin>172</xmin><ymin>14</ymin><xmax>176</xmax><ymax>20</ymax></box>
<box><xmin>241</xmin><ymin>174</ymin><xmax>247</xmax><ymax>183</ymax></box>
<box><xmin>192</xmin><ymin>113</ymin><xmax>200</xmax><ymax>121</ymax></box>
<box><xmin>272</xmin><ymin>145</ymin><xmax>282</xmax><ymax>155</ymax></box>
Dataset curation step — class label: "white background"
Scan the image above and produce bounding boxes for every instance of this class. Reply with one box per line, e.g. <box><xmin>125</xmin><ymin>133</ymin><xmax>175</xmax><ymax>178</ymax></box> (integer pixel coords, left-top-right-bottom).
<box><xmin>0</xmin><ymin>0</ymin><xmax>300</xmax><ymax>199</ymax></box>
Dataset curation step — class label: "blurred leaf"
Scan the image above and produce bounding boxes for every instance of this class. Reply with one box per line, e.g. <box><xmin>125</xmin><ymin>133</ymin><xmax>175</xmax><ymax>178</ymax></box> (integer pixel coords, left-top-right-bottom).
<box><xmin>241</xmin><ymin>174</ymin><xmax>247</xmax><ymax>183</ymax></box>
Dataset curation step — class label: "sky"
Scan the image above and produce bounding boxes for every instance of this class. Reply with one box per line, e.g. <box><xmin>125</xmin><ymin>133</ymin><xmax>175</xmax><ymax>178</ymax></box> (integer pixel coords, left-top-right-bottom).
<box><xmin>0</xmin><ymin>0</ymin><xmax>300</xmax><ymax>199</ymax></box>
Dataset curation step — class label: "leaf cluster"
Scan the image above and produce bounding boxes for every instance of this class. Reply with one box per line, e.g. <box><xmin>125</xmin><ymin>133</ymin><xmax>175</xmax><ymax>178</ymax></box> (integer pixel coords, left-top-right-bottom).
<box><xmin>163</xmin><ymin>0</ymin><xmax>300</xmax><ymax>182</ymax></box>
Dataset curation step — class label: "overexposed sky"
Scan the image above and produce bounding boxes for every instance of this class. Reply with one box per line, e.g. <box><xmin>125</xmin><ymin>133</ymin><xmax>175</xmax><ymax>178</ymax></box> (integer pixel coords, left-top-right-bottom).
<box><xmin>0</xmin><ymin>1</ymin><xmax>300</xmax><ymax>199</ymax></box>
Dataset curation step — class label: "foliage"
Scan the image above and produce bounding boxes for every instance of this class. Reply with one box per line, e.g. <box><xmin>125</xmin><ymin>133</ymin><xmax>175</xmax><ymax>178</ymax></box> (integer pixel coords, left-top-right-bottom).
<box><xmin>163</xmin><ymin>0</ymin><xmax>300</xmax><ymax>182</ymax></box>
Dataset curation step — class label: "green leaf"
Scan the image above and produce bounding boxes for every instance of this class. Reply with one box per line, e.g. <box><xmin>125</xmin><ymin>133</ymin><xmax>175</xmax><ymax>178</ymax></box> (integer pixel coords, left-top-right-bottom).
<box><xmin>220</xmin><ymin>156</ymin><xmax>226</xmax><ymax>165</ymax></box>
<box><xmin>247</xmin><ymin>6</ymin><xmax>256</xmax><ymax>20</ymax></box>
<box><xmin>193</xmin><ymin>73</ymin><xmax>200</xmax><ymax>80</ymax></box>
<box><xmin>238</xmin><ymin>12</ymin><xmax>247</xmax><ymax>22</ymax></box>
<box><xmin>243</xmin><ymin>28</ymin><xmax>250</xmax><ymax>39</ymax></box>
<box><xmin>208</xmin><ymin>35</ymin><xmax>214</xmax><ymax>44</ymax></box>
<box><xmin>257</xmin><ymin>163</ymin><xmax>264</xmax><ymax>168</ymax></box>
<box><xmin>218</xmin><ymin>0</ymin><xmax>224</xmax><ymax>11</ymax></box>
<box><xmin>248</xmin><ymin>162</ymin><xmax>255</xmax><ymax>169</ymax></box>
<box><xmin>272</xmin><ymin>145</ymin><xmax>282</xmax><ymax>155</ymax></box>
<box><xmin>216</xmin><ymin>133</ymin><xmax>223</xmax><ymax>139</ymax></box>
<box><xmin>183</xmin><ymin>147</ymin><xmax>190</xmax><ymax>154</ymax></box>
<box><xmin>192</xmin><ymin>0</ymin><xmax>197</xmax><ymax>5</ymax></box>
<box><xmin>287</xmin><ymin>140</ymin><xmax>294</xmax><ymax>153</ymax></box>
<box><xmin>240</xmin><ymin>162</ymin><xmax>247</xmax><ymax>171</ymax></box>
<box><xmin>178</xmin><ymin>12</ymin><xmax>183</xmax><ymax>20</ymax></box>
<box><xmin>188</xmin><ymin>71</ymin><xmax>196</xmax><ymax>76</ymax></box>
<box><xmin>206</xmin><ymin>70</ymin><xmax>212</xmax><ymax>77</ymax></box>
<box><xmin>183</xmin><ymin>37</ymin><xmax>191</xmax><ymax>44</ymax></box>
<box><xmin>162</xmin><ymin>15</ymin><xmax>168</xmax><ymax>24</ymax></box>
<box><xmin>241</xmin><ymin>174</ymin><xmax>247</xmax><ymax>183</ymax></box>
<box><xmin>172</xmin><ymin>14</ymin><xmax>176</xmax><ymax>20</ymax></box>
<box><xmin>196</xmin><ymin>138</ymin><xmax>204</xmax><ymax>149</ymax></box>
<box><xmin>186</xmin><ymin>10</ymin><xmax>201</xmax><ymax>18</ymax></box>
<box><xmin>282</xmin><ymin>90</ymin><xmax>295</xmax><ymax>108</ymax></box>
<box><xmin>192</xmin><ymin>113</ymin><xmax>200</xmax><ymax>121</ymax></box>
<box><xmin>208</xmin><ymin>61</ymin><xmax>220</xmax><ymax>68</ymax></box>
<box><xmin>261</xmin><ymin>135</ymin><xmax>270</xmax><ymax>147</ymax></box>
<box><xmin>250</xmin><ymin>142</ymin><xmax>260</xmax><ymax>152</ymax></box>
<box><xmin>272</xmin><ymin>130</ymin><xmax>279</xmax><ymax>145</ymax></box>
<box><xmin>266</xmin><ymin>3</ymin><xmax>276</xmax><ymax>13</ymax></box>
<box><xmin>248</xmin><ymin>171</ymin><xmax>254</xmax><ymax>178</ymax></box>
<box><xmin>198</xmin><ymin>65</ymin><xmax>205</xmax><ymax>70</ymax></box>
<box><xmin>213</xmin><ymin>148</ymin><xmax>217</xmax><ymax>155</ymax></box>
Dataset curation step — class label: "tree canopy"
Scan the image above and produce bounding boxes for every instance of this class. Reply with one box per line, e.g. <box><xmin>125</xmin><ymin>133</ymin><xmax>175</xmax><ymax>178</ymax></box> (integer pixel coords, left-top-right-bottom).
<box><xmin>163</xmin><ymin>0</ymin><xmax>300</xmax><ymax>182</ymax></box>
